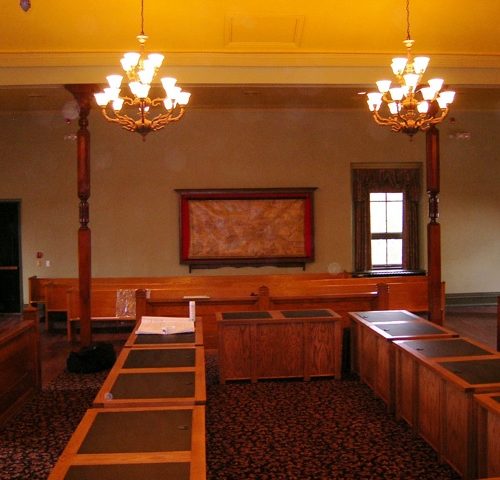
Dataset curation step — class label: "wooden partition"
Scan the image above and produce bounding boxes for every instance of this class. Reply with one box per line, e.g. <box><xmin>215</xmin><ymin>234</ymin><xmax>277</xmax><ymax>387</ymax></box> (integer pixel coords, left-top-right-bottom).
<box><xmin>348</xmin><ymin>310</ymin><xmax>458</xmax><ymax>412</ymax></box>
<box><xmin>392</xmin><ymin>339</ymin><xmax>500</xmax><ymax>479</ymax></box>
<box><xmin>394</xmin><ymin>337</ymin><xmax>497</xmax><ymax>433</ymax></box>
<box><xmin>0</xmin><ymin>313</ymin><xmax>40</xmax><ymax>426</ymax></box>
<box><xmin>475</xmin><ymin>392</ymin><xmax>500</xmax><ymax>479</ymax></box>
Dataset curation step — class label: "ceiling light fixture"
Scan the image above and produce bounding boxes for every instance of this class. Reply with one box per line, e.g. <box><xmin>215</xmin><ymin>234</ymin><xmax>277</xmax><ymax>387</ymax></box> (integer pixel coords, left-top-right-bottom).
<box><xmin>366</xmin><ymin>0</ymin><xmax>455</xmax><ymax>136</ymax></box>
<box><xmin>94</xmin><ymin>0</ymin><xmax>190</xmax><ymax>140</ymax></box>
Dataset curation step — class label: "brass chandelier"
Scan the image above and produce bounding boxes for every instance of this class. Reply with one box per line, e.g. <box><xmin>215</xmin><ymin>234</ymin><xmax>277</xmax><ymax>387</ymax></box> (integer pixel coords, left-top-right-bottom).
<box><xmin>94</xmin><ymin>0</ymin><xmax>190</xmax><ymax>139</ymax></box>
<box><xmin>366</xmin><ymin>0</ymin><xmax>455</xmax><ymax>136</ymax></box>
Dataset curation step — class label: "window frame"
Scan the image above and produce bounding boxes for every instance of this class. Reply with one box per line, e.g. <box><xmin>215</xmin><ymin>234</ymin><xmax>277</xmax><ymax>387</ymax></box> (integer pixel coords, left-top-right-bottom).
<box><xmin>352</xmin><ymin>164</ymin><xmax>422</xmax><ymax>274</ymax></box>
<box><xmin>369</xmin><ymin>191</ymin><xmax>404</xmax><ymax>268</ymax></box>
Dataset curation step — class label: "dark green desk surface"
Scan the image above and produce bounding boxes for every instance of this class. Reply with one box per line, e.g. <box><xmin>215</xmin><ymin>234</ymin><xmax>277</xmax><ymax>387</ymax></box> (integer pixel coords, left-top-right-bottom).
<box><xmin>64</xmin><ymin>462</ymin><xmax>190</xmax><ymax>480</ymax></box>
<box><xmin>375</xmin><ymin>322</ymin><xmax>446</xmax><ymax>338</ymax></box>
<box><xmin>221</xmin><ymin>311</ymin><xmax>272</xmax><ymax>320</ymax></box>
<box><xmin>439</xmin><ymin>358</ymin><xmax>500</xmax><ymax>385</ymax></box>
<box><xmin>493</xmin><ymin>395</ymin><xmax>500</xmax><ymax>404</ymax></box>
<box><xmin>354</xmin><ymin>311</ymin><xmax>421</xmax><ymax>323</ymax></box>
<box><xmin>109</xmin><ymin>372</ymin><xmax>195</xmax><ymax>399</ymax></box>
<box><xmin>400</xmin><ymin>338</ymin><xmax>491</xmax><ymax>358</ymax></box>
<box><xmin>123</xmin><ymin>348</ymin><xmax>195</xmax><ymax>368</ymax></box>
<box><xmin>133</xmin><ymin>332</ymin><xmax>195</xmax><ymax>345</ymax></box>
<box><xmin>281</xmin><ymin>309</ymin><xmax>333</xmax><ymax>318</ymax></box>
<box><xmin>78</xmin><ymin>409</ymin><xmax>193</xmax><ymax>454</ymax></box>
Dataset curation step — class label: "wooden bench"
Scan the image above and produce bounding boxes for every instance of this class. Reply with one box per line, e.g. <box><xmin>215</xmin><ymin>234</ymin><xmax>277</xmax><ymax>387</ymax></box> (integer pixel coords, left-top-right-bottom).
<box><xmin>65</xmin><ymin>288</ymin><xmax>137</xmax><ymax>342</ymax></box>
<box><xmin>29</xmin><ymin>274</ymin><xmax>441</xmax><ymax>344</ymax></box>
<box><xmin>28</xmin><ymin>272</ymin><xmax>427</xmax><ymax>315</ymax></box>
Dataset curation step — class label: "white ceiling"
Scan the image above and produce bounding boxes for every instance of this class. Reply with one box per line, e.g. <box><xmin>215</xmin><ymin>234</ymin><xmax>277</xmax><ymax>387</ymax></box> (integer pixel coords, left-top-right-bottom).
<box><xmin>1</xmin><ymin>0</ymin><xmax>499</xmax><ymax>111</ymax></box>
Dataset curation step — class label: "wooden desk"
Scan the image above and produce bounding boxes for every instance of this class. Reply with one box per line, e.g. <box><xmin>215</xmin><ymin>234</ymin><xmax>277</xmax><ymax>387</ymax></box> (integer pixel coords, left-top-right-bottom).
<box><xmin>348</xmin><ymin>310</ymin><xmax>458</xmax><ymax>412</ymax></box>
<box><xmin>435</xmin><ymin>357</ymin><xmax>500</xmax><ymax>479</ymax></box>
<box><xmin>349</xmin><ymin>310</ymin><xmax>424</xmax><ymax>375</ymax></box>
<box><xmin>475</xmin><ymin>392</ymin><xmax>500</xmax><ymax>479</ymax></box>
<box><xmin>124</xmin><ymin>320</ymin><xmax>204</xmax><ymax>349</ymax></box>
<box><xmin>0</xmin><ymin>318</ymin><xmax>40</xmax><ymax>426</ymax></box>
<box><xmin>393</xmin><ymin>336</ymin><xmax>496</xmax><ymax>432</ymax></box>
<box><xmin>93</xmin><ymin>346</ymin><xmax>206</xmax><ymax>407</ymax></box>
<box><xmin>217</xmin><ymin>309</ymin><xmax>342</xmax><ymax>383</ymax></box>
<box><xmin>48</xmin><ymin>405</ymin><xmax>206</xmax><ymax>480</ymax></box>
<box><xmin>392</xmin><ymin>351</ymin><xmax>500</xmax><ymax>479</ymax></box>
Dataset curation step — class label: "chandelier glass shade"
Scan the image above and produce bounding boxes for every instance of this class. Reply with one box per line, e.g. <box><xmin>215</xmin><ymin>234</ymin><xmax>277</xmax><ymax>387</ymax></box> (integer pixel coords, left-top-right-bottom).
<box><xmin>94</xmin><ymin>1</ymin><xmax>190</xmax><ymax>139</ymax></box>
<box><xmin>366</xmin><ymin>0</ymin><xmax>455</xmax><ymax>136</ymax></box>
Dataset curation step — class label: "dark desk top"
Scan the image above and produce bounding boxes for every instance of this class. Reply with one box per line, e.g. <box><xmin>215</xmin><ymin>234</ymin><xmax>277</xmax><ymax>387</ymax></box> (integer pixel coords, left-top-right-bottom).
<box><xmin>281</xmin><ymin>309</ymin><xmax>334</xmax><ymax>318</ymax></box>
<box><xmin>109</xmin><ymin>372</ymin><xmax>195</xmax><ymax>400</ymax></box>
<box><xmin>64</xmin><ymin>462</ymin><xmax>190</xmax><ymax>480</ymax></box>
<box><xmin>350</xmin><ymin>310</ymin><xmax>422</xmax><ymax>323</ymax></box>
<box><xmin>397</xmin><ymin>338</ymin><xmax>492</xmax><ymax>358</ymax></box>
<box><xmin>123</xmin><ymin>348</ymin><xmax>195</xmax><ymax>369</ymax></box>
<box><xmin>439</xmin><ymin>358</ymin><xmax>500</xmax><ymax>385</ymax></box>
<box><xmin>220</xmin><ymin>309</ymin><xmax>339</xmax><ymax>321</ymax></box>
<box><xmin>374</xmin><ymin>322</ymin><xmax>447</xmax><ymax>338</ymax></box>
<box><xmin>78</xmin><ymin>409</ymin><xmax>193</xmax><ymax>454</ymax></box>
<box><xmin>222</xmin><ymin>311</ymin><xmax>272</xmax><ymax>320</ymax></box>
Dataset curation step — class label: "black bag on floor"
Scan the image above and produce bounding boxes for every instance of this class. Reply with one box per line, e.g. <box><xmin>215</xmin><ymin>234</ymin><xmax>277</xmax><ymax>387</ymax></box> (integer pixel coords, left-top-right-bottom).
<box><xmin>66</xmin><ymin>342</ymin><xmax>116</xmax><ymax>374</ymax></box>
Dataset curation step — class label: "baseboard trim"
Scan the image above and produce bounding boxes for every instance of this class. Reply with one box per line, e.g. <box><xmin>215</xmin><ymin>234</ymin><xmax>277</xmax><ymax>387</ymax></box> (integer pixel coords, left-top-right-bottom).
<box><xmin>446</xmin><ymin>292</ymin><xmax>499</xmax><ymax>307</ymax></box>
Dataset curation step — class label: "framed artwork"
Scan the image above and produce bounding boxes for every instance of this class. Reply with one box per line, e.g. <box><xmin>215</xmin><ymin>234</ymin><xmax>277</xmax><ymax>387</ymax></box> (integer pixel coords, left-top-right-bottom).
<box><xmin>176</xmin><ymin>188</ymin><xmax>316</xmax><ymax>270</ymax></box>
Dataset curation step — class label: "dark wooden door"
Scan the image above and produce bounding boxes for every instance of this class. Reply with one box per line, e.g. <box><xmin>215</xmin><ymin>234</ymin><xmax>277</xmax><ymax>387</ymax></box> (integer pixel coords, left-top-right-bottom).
<box><xmin>0</xmin><ymin>201</ymin><xmax>22</xmax><ymax>313</ymax></box>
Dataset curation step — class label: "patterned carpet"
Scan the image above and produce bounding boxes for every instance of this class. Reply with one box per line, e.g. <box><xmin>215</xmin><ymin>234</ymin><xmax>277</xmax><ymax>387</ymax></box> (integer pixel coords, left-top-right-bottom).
<box><xmin>0</xmin><ymin>353</ymin><xmax>461</xmax><ymax>480</ymax></box>
<box><xmin>0</xmin><ymin>371</ymin><xmax>108</xmax><ymax>480</ymax></box>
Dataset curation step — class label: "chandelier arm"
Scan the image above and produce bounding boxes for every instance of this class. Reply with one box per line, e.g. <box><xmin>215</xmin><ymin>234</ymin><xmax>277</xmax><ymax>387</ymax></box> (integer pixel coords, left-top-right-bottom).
<box><xmin>371</xmin><ymin>111</ymin><xmax>404</xmax><ymax>132</ymax></box>
<box><xmin>100</xmin><ymin>108</ymin><xmax>139</xmax><ymax>133</ymax></box>
<box><xmin>149</xmin><ymin>108</ymin><xmax>187</xmax><ymax>131</ymax></box>
<box><xmin>150</xmin><ymin>97</ymin><xmax>165</xmax><ymax>107</ymax></box>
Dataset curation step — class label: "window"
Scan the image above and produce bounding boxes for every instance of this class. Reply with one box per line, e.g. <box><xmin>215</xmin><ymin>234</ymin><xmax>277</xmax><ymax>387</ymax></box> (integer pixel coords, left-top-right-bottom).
<box><xmin>352</xmin><ymin>165</ymin><xmax>421</xmax><ymax>273</ymax></box>
<box><xmin>370</xmin><ymin>192</ymin><xmax>403</xmax><ymax>268</ymax></box>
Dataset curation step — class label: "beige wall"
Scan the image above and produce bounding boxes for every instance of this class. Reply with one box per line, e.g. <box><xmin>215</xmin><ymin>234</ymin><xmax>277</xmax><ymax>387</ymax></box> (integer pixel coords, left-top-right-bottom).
<box><xmin>0</xmin><ymin>106</ymin><xmax>498</xmax><ymax>301</ymax></box>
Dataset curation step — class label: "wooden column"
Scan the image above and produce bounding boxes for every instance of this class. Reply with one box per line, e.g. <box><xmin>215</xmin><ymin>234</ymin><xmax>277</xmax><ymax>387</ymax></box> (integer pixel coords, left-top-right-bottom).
<box><xmin>65</xmin><ymin>84</ymin><xmax>99</xmax><ymax>347</ymax></box>
<box><xmin>426</xmin><ymin>126</ymin><xmax>443</xmax><ymax>324</ymax></box>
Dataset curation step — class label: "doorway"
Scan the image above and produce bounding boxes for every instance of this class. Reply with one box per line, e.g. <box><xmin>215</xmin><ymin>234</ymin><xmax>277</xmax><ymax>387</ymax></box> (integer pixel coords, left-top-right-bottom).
<box><xmin>0</xmin><ymin>201</ymin><xmax>22</xmax><ymax>313</ymax></box>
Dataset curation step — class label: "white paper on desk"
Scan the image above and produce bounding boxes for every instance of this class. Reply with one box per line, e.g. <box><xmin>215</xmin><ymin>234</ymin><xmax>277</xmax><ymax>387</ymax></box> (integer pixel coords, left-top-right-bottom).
<box><xmin>136</xmin><ymin>316</ymin><xmax>194</xmax><ymax>335</ymax></box>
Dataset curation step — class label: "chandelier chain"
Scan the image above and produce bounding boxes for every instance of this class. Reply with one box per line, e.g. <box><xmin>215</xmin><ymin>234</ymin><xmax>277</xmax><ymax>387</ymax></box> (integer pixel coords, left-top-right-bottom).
<box><xmin>140</xmin><ymin>0</ymin><xmax>145</xmax><ymax>36</ymax></box>
<box><xmin>406</xmin><ymin>0</ymin><xmax>411</xmax><ymax>42</ymax></box>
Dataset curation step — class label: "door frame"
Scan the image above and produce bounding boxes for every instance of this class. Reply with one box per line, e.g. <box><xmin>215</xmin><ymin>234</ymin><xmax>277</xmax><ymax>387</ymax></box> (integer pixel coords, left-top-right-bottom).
<box><xmin>0</xmin><ymin>199</ymin><xmax>23</xmax><ymax>313</ymax></box>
